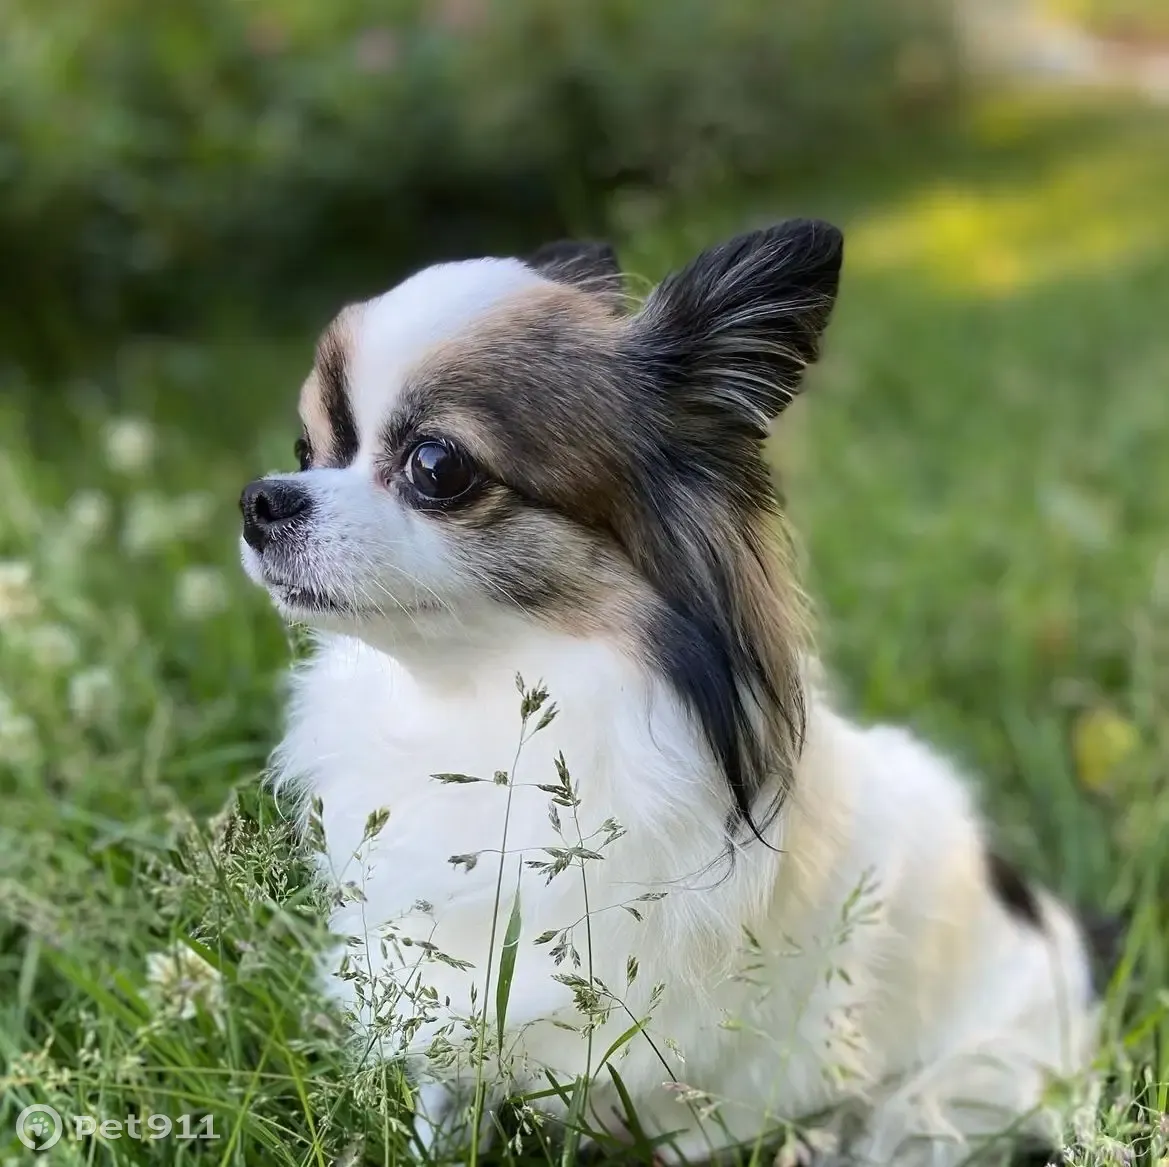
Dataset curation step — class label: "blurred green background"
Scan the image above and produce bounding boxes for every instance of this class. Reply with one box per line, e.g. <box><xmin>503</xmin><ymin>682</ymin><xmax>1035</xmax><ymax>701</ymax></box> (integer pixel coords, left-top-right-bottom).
<box><xmin>0</xmin><ymin>0</ymin><xmax>965</xmax><ymax>365</ymax></box>
<box><xmin>2</xmin><ymin>1</ymin><xmax>1168</xmax><ymax>1163</ymax></box>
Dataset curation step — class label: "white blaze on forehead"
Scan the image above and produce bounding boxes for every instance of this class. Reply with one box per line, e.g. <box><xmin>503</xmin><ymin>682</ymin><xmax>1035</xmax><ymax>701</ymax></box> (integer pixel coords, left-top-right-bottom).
<box><xmin>346</xmin><ymin>258</ymin><xmax>546</xmax><ymax>447</ymax></box>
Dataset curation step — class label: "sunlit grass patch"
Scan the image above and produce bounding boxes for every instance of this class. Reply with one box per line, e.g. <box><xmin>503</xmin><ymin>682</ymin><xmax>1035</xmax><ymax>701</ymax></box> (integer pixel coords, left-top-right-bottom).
<box><xmin>848</xmin><ymin>116</ymin><xmax>1169</xmax><ymax>294</ymax></box>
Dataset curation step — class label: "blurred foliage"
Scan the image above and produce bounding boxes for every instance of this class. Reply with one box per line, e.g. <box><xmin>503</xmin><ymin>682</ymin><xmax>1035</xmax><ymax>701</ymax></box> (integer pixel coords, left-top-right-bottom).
<box><xmin>1045</xmin><ymin>0</ymin><xmax>1169</xmax><ymax>40</ymax></box>
<box><xmin>0</xmin><ymin>0</ymin><xmax>960</xmax><ymax>365</ymax></box>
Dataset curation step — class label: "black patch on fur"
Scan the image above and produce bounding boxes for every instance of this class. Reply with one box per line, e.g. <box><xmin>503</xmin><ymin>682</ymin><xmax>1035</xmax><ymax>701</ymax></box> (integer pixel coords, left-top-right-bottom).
<box><xmin>527</xmin><ymin>239</ymin><xmax>625</xmax><ymax>306</ymax></box>
<box><xmin>650</xmin><ymin>594</ymin><xmax>788</xmax><ymax>841</ymax></box>
<box><xmin>1080</xmin><ymin>909</ymin><xmax>1126</xmax><ymax>993</ymax></box>
<box><xmin>988</xmin><ymin>854</ymin><xmax>1126</xmax><ymax>993</ymax></box>
<box><xmin>625</xmin><ymin>221</ymin><xmax>843</xmax><ymax>837</ymax></box>
<box><xmin>986</xmin><ymin>851</ymin><xmax>1043</xmax><ymax>928</ymax></box>
<box><xmin>633</xmin><ymin>457</ymin><xmax>799</xmax><ymax>840</ymax></box>
<box><xmin>317</xmin><ymin>331</ymin><xmax>359</xmax><ymax>466</ymax></box>
<box><xmin>1011</xmin><ymin>1140</ymin><xmax>1065</xmax><ymax>1166</ymax></box>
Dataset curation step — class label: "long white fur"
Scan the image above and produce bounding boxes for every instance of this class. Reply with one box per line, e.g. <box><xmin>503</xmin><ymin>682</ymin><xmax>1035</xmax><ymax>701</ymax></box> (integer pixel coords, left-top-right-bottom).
<box><xmin>248</xmin><ymin>261</ymin><xmax>1097</xmax><ymax>1165</ymax></box>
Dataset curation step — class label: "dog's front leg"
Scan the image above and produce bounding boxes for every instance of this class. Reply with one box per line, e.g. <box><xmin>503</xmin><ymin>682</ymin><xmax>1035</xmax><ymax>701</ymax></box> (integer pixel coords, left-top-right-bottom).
<box><xmin>411</xmin><ymin>1075</ymin><xmax>501</xmax><ymax>1162</ymax></box>
<box><xmin>412</xmin><ymin>1078</ymin><xmax>464</xmax><ymax>1160</ymax></box>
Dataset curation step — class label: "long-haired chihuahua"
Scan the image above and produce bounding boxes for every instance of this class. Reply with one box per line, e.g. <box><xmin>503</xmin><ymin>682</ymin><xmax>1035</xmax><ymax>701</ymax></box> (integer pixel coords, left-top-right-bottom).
<box><xmin>241</xmin><ymin>221</ymin><xmax>1097</xmax><ymax>1164</ymax></box>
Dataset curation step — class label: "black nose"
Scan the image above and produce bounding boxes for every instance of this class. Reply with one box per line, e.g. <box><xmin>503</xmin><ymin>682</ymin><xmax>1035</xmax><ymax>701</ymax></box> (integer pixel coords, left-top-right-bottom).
<box><xmin>239</xmin><ymin>479</ymin><xmax>311</xmax><ymax>552</ymax></box>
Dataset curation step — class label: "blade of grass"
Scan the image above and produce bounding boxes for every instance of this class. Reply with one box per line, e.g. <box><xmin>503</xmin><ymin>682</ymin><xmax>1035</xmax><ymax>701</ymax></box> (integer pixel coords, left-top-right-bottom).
<box><xmin>497</xmin><ymin>875</ymin><xmax>523</xmax><ymax>1059</ymax></box>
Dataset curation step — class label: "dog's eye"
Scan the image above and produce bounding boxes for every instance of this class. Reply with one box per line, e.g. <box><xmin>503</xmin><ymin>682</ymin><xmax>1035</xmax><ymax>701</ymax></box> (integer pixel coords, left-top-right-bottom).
<box><xmin>294</xmin><ymin>437</ymin><xmax>311</xmax><ymax>472</ymax></box>
<box><xmin>405</xmin><ymin>440</ymin><xmax>475</xmax><ymax>501</ymax></box>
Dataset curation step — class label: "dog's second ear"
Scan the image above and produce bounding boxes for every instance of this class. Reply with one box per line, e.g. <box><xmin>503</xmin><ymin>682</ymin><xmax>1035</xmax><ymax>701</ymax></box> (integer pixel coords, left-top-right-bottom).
<box><xmin>527</xmin><ymin>239</ymin><xmax>624</xmax><ymax>308</ymax></box>
<box><xmin>631</xmin><ymin>219</ymin><xmax>843</xmax><ymax>432</ymax></box>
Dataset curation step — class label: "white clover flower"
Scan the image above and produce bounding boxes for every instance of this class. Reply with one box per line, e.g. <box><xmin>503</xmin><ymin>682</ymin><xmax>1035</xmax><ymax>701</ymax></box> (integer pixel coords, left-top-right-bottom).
<box><xmin>353</xmin><ymin>26</ymin><xmax>398</xmax><ymax>72</ymax></box>
<box><xmin>774</xmin><ymin>1136</ymin><xmax>813</xmax><ymax>1167</ymax></box>
<box><xmin>20</xmin><ymin>622</ymin><xmax>81</xmax><ymax>671</ymax></box>
<box><xmin>144</xmin><ymin>944</ymin><xmax>225</xmax><ymax>1022</ymax></box>
<box><xmin>170</xmin><ymin>492</ymin><xmax>216</xmax><ymax>537</ymax></box>
<box><xmin>122</xmin><ymin>493</ymin><xmax>176</xmax><ymax>555</ymax></box>
<box><xmin>68</xmin><ymin>666</ymin><xmax>120</xmax><ymax>725</ymax></box>
<box><xmin>65</xmin><ymin>489</ymin><xmax>113</xmax><ymax>543</ymax></box>
<box><xmin>175</xmin><ymin>566</ymin><xmax>229</xmax><ymax>620</ymax></box>
<box><xmin>430</xmin><ymin>0</ymin><xmax>487</xmax><ymax>33</ymax></box>
<box><xmin>0</xmin><ymin>560</ymin><xmax>39</xmax><ymax>623</ymax></box>
<box><xmin>0</xmin><ymin>692</ymin><xmax>41</xmax><ymax>768</ymax></box>
<box><xmin>123</xmin><ymin>491</ymin><xmax>216</xmax><ymax>555</ymax></box>
<box><xmin>102</xmin><ymin>417</ymin><xmax>157</xmax><ymax>474</ymax></box>
<box><xmin>802</xmin><ymin>1128</ymin><xmax>840</xmax><ymax>1159</ymax></box>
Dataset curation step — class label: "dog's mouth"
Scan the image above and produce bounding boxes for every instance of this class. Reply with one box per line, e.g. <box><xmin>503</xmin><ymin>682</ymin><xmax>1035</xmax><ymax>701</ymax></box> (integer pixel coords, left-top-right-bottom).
<box><xmin>258</xmin><ymin>573</ymin><xmax>368</xmax><ymax>619</ymax></box>
<box><xmin>264</xmin><ymin>575</ymin><xmax>436</xmax><ymax>622</ymax></box>
<box><xmin>270</xmin><ymin>582</ymin><xmax>349</xmax><ymax>614</ymax></box>
<box><xmin>242</xmin><ymin>541</ymin><xmax>439</xmax><ymax>623</ymax></box>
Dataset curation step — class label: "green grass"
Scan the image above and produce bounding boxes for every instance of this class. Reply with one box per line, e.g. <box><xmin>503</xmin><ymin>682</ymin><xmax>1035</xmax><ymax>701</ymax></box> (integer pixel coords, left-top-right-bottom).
<box><xmin>2</xmin><ymin>96</ymin><xmax>1169</xmax><ymax>1164</ymax></box>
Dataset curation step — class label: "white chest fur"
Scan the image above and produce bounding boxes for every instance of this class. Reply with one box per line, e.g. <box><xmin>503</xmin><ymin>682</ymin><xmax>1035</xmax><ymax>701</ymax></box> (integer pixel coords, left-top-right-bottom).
<box><xmin>274</xmin><ymin>631</ymin><xmax>1096</xmax><ymax>1164</ymax></box>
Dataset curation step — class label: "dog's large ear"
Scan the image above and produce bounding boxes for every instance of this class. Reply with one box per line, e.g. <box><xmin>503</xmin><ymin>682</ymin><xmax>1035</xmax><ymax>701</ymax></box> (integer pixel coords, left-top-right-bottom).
<box><xmin>527</xmin><ymin>239</ymin><xmax>625</xmax><ymax>308</ymax></box>
<box><xmin>630</xmin><ymin>220</ymin><xmax>843</xmax><ymax>432</ymax></box>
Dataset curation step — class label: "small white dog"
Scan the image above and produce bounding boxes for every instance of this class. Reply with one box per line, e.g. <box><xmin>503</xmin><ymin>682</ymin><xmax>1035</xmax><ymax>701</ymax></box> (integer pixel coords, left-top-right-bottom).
<box><xmin>241</xmin><ymin>222</ymin><xmax>1098</xmax><ymax>1164</ymax></box>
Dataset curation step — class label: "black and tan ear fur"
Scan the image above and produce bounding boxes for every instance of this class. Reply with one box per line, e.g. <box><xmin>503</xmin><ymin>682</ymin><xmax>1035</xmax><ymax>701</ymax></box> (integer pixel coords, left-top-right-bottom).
<box><xmin>631</xmin><ymin>219</ymin><xmax>843</xmax><ymax>433</ymax></box>
<box><xmin>527</xmin><ymin>239</ymin><xmax>625</xmax><ymax>309</ymax></box>
<box><xmin>618</xmin><ymin>220</ymin><xmax>844</xmax><ymax>842</ymax></box>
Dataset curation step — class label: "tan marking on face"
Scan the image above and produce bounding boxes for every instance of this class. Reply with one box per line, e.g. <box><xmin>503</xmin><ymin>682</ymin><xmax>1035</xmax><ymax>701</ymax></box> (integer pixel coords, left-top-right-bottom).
<box><xmin>298</xmin><ymin>307</ymin><xmax>362</xmax><ymax>464</ymax></box>
<box><xmin>409</xmin><ymin>280</ymin><xmax>623</xmax><ymax>384</ymax></box>
<box><xmin>386</xmin><ymin>279</ymin><xmax>811</xmax><ymax>707</ymax></box>
<box><xmin>369</xmin><ymin>277</ymin><xmax>811</xmax><ymax>672</ymax></box>
<box><xmin>297</xmin><ymin>369</ymin><xmax>329</xmax><ymax>453</ymax></box>
<box><xmin>389</xmin><ymin>281</ymin><xmax>632</xmax><ymax>522</ymax></box>
<box><xmin>447</xmin><ymin>499</ymin><xmax>656</xmax><ymax>646</ymax></box>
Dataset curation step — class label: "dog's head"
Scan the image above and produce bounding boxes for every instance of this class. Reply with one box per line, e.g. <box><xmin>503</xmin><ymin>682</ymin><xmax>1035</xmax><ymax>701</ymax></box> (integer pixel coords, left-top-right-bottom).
<box><xmin>241</xmin><ymin>220</ymin><xmax>843</xmax><ymax>829</ymax></box>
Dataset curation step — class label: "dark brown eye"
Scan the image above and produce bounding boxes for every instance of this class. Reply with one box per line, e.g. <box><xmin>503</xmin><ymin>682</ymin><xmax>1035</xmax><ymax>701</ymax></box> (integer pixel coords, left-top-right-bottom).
<box><xmin>294</xmin><ymin>436</ymin><xmax>311</xmax><ymax>472</ymax></box>
<box><xmin>405</xmin><ymin>440</ymin><xmax>475</xmax><ymax>501</ymax></box>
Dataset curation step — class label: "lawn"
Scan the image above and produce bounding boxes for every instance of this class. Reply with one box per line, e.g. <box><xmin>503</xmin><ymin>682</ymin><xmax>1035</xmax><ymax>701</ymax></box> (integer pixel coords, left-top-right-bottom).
<box><xmin>1</xmin><ymin>95</ymin><xmax>1167</xmax><ymax>1164</ymax></box>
